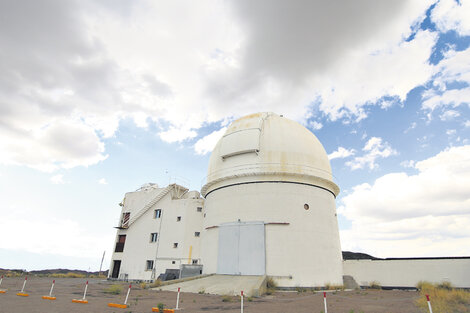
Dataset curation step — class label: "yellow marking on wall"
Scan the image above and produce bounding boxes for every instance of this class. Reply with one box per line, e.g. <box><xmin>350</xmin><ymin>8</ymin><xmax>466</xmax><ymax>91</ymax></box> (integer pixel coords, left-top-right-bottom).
<box><xmin>188</xmin><ymin>245</ymin><xmax>193</xmax><ymax>264</ymax></box>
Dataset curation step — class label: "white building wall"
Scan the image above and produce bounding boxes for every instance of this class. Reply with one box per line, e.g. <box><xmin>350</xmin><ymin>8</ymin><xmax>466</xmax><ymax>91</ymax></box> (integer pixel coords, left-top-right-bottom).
<box><xmin>343</xmin><ymin>258</ymin><xmax>470</xmax><ymax>288</ymax></box>
<box><xmin>109</xmin><ymin>185</ymin><xmax>204</xmax><ymax>281</ymax></box>
<box><xmin>201</xmin><ymin>182</ymin><xmax>343</xmax><ymax>287</ymax></box>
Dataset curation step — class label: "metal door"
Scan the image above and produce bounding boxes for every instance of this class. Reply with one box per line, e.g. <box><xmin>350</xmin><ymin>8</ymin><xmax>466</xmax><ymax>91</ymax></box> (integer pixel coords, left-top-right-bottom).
<box><xmin>217</xmin><ymin>221</ymin><xmax>265</xmax><ymax>275</ymax></box>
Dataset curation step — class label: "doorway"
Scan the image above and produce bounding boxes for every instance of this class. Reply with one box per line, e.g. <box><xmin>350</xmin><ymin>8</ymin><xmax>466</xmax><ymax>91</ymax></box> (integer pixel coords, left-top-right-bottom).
<box><xmin>111</xmin><ymin>260</ymin><xmax>121</xmax><ymax>278</ymax></box>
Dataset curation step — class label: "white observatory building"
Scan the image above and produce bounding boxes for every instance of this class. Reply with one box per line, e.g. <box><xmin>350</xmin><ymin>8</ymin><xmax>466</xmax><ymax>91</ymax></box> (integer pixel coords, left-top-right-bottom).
<box><xmin>109</xmin><ymin>112</ymin><xmax>470</xmax><ymax>290</ymax></box>
<box><xmin>200</xmin><ymin>112</ymin><xmax>343</xmax><ymax>287</ymax></box>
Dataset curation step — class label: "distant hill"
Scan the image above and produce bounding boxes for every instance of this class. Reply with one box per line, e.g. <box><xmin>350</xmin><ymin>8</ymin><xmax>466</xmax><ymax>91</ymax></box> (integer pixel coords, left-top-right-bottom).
<box><xmin>0</xmin><ymin>268</ymin><xmax>108</xmax><ymax>277</ymax></box>
<box><xmin>342</xmin><ymin>251</ymin><xmax>381</xmax><ymax>260</ymax></box>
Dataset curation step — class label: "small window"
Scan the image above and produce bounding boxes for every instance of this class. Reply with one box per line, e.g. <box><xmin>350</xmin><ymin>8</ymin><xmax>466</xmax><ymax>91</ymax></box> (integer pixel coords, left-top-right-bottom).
<box><xmin>121</xmin><ymin>212</ymin><xmax>130</xmax><ymax>227</ymax></box>
<box><xmin>304</xmin><ymin>203</ymin><xmax>309</xmax><ymax>210</ymax></box>
<box><xmin>192</xmin><ymin>259</ymin><xmax>198</xmax><ymax>264</ymax></box>
<box><xmin>146</xmin><ymin>260</ymin><xmax>154</xmax><ymax>271</ymax></box>
<box><xmin>203</xmin><ymin>213</ymin><xmax>206</xmax><ymax>218</ymax></box>
<box><xmin>197</xmin><ymin>207</ymin><xmax>202</xmax><ymax>212</ymax></box>
<box><xmin>173</xmin><ymin>243</ymin><xmax>178</xmax><ymax>248</ymax></box>
<box><xmin>194</xmin><ymin>232</ymin><xmax>200</xmax><ymax>237</ymax></box>
<box><xmin>154</xmin><ymin>209</ymin><xmax>162</xmax><ymax>219</ymax></box>
<box><xmin>172</xmin><ymin>261</ymin><xmax>176</xmax><ymax>264</ymax></box>
<box><xmin>176</xmin><ymin>216</ymin><xmax>181</xmax><ymax>222</ymax></box>
<box><xmin>150</xmin><ymin>232</ymin><xmax>158</xmax><ymax>242</ymax></box>
<box><xmin>115</xmin><ymin>235</ymin><xmax>126</xmax><ymax>252</ymax></box>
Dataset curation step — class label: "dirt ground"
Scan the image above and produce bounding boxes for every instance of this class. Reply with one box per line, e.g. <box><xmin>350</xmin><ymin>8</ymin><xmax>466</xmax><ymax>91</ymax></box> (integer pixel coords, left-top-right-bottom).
<box><xmin>0</xmin><ymin>277</ymin><xmax>423</xmax><ymax>313</ymax></box>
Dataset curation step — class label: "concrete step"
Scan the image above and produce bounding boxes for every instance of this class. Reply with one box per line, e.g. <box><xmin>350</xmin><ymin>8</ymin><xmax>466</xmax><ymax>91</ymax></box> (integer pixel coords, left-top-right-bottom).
<box><xmin>343</xmin><ymin>275</ymin><xmax>359</xmax><ymax>289</ymax></box>
<box><xmin>154</xmin><ymin>274</ymin><xmax>267</xmax><ymax>297</ymax></box>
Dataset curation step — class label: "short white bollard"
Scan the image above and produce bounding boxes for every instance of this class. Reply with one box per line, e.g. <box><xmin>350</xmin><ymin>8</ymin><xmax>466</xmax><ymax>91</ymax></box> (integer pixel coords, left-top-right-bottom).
<box><xmin>17</xmin><ymin>276</ymin><xmax>29</xmax><ymax>296</ymax></box>
<box><xmin>426</xmin><ymin>294</ymin><xmax>433</xmax><ymax>313</ymax></box>
<box><xmin>323</xmin><ymin>291</ymin><xmax>328</xmax><ymax>313</ymax></box>
<box><xmin>124</xmin><ymin>284</ymin><xmax>131</xmax><ymax>305</ymax></box>
<box><xmin>241</xmin><ymin>290</ymin><xmax>244</xmax><ymax>313</ymax></box>
<box><xmin>175</xmin><ymin>287</ymin><xmax>181</xmax><ymax>310</ymax></box>
<box><xmin>0</xmin><ymin>275</ymin><xmax>6</xmax><ymax>294</ymax></box>
<box><xmin>49</xmin><ymin>280</ymin><xmax>55</xmax><ymax>297</ymax></box>
<box><xmin>72</xmin><ymin>280</ymin><xmax>89</xmax><ymax>303</ymax></box>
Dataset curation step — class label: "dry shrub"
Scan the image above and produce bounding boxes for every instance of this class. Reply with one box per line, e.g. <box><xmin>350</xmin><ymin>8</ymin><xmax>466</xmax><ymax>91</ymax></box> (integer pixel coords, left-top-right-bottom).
<box><xmin>150</xmin><ymin>279</ymin><xmax>162</xmax><ymax>288</ymax></box>
<box><xmin>329</xmin><ymin>284</ymin><xmax>345</xmax><ymax>291</ymax></box>
<box><xmin>103</xmin><ymin>284</ymin><xmax>123</xmax><ymax>295</ymax></box>
<box><xmin>221</xmin><ymin>295</ymin><xmax>233</xmax><ymax>302</ymax></box>
<box><xmin>368</xmin><ymin>281</ymin><xmax>381</xmax><ymax>289</ymax></box>
<box><xmin>415</xmin><ymin>282</ymin><xmax>470</xmax><ymax>313</ymax></box>
<box><xmin>265</xmin><ymin>277</ymin><xmax>277</xmax><ymax>295</ymax></box>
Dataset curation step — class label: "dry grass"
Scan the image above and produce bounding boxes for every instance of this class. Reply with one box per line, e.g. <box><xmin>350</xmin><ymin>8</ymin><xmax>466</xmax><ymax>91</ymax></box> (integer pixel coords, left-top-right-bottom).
<box><xmin>265</xmin><ymin>277</ymin><xmax>277</xmax><ymax>295</ymax></box>
<box><xmin>50</xmin><ymin>272</ymin><xmax>86</xmax><ymax>278</ymax></box>
<box><xmin>368</xmin><ymin>281</ymin><xmax>381</xmax><ymax>289</ymax></box>
<box><xmin>103</xmin><ymin>284</ymin><xmax>123</xmax><ymax>295</ymax></box>
<box><xmin>415</xmin><ymin>281</ymin><xmax>470</xmax><ymax>313</ymax></box>
<box><xmin>149</xmin><ymin>279</ymin><xmax>162</xmax><ymax>288</ymax></box>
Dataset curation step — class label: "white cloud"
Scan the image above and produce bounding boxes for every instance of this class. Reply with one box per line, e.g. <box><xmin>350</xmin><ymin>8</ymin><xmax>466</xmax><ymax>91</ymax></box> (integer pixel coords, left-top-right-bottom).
<box><xmin>159</xmin><ymin>127</ymin><xmax>198</xmax><ymax>143</ymax></box>
<box><xmin>465</xmin><ymin>120</ymin><xmax>470</xmax><ymax>127</ymax></box>
<box><xmin>339</xmin><ymin>145</ymin><xmax>470</xmax><ymax>257</ymax></box>
<box><xmin>446</xmin><ymin>129</ymin><xmax>457</xmax><ymax>136</ymax></box>
<box><xmin>50</xmin><ymin>174</ymin><xmax>65</xmax><ymax>184</ymax></box>
<box><xmin>400</xmin><ymin>160</ymin><xmax>416</xmax><ymax>168</ymax></box>
<box><xmin>309</xmin><ymin>121</ymin><xmax>323</xmax><ymax>130</ymax></box>
<box><xmin>194</xmin><ymin>127</ymin><xmax>227</xmax><ymax>155</ymax></box>
<box><xmin>346</xmin><ymin>137</ymin><xmax>397</xmax><ymax>170</ymax></box>
<box><xmin>0</xmin><ymin>208</ymin><xmax>113</xmax><ymax>259</ymax></box>
<box><xmin>423</xmin><ymin>87</ymin><xmax>470</xmax><ymax>111</ymax></box>
<box><xmin>440</xmin><ymin>109</ymin><xmax>460</xmax><ymax>121</ymax></box>
<box><xmin>328</xmin><ymin>147</ymin><xmax>355</xmax><ymax>160</ymax></box>
<box><xmin>432</xmin><ymin>0</ymin><xmax>470</xmax><ymax>36</ymax></box>
<box><xmin>98</xmin><ymin>178</ymin><xmax>108</xmax><ymax>185</ymax></box>
<box><xmin>0</xmin><ymin>121</ymin><xmax>108</xmax><ymax>172</ymax></box>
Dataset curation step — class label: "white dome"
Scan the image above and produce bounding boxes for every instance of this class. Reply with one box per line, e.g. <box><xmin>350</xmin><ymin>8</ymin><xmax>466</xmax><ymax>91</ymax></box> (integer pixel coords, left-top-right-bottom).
<box><xmin>202</xmin><ymin>112</ymin><xmax>339</xmax><ymax>197</ymax></box>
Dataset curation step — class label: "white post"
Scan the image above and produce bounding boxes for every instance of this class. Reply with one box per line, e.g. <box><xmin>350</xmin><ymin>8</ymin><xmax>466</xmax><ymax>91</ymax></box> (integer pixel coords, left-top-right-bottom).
<box><xmin>83</xmin><ymin>281</ymin><xmax>88</xmax><ymax>300</ymax></box>
<box><xmin>0</xmin><ymin>275</ymin><xmax>3</xmax><ymax>286</ymax></box>
<box><xmin>124</xmin><ymin>284</ymin><xmax>131</xmax><ymax>305</ymax></box>
<box><xmin>49</xmin><ymin>280</ymin><xmax>55</xmax><ymax>296</ymax></box>
<box><xmin>176</xmin><ymin>287</ymin><xmax>181</xmax><ymax>309</ymax></box>
<box><xmin>426</xmin><ymin>294</ymin><xmax>433</xmax><ymax>313</ymax></box>
<box><xmin>323</xmin><ymin>292</ymin><xmax>328</xmax><ymax>313</ymax></box>
<box><xmin>241</xmin><ymin>290</ymin><xmax>244</xmax><ymax>313</ymax></box>
<box><xmin>21</xmin><ymin>277</ymin><xmax>27</xmax><ymax>293</ymax></box>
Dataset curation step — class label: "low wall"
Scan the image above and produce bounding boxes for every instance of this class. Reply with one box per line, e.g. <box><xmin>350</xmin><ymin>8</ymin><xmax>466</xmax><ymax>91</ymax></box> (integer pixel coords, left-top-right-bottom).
<box><xmin>343</xmin><ymin>257</ymin><xmax>470</xmax><ymax>288</ymax></box>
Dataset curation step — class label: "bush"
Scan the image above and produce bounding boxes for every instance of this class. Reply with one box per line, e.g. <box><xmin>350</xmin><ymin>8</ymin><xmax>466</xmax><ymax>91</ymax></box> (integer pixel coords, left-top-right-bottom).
<box><xmin>222</xmin><ymin>295</ymin><xmax>233</xmax><ymax>302</ymax></box>
<box><xmin>415</xmin><ymin>282</ymin><xmax>470</xmax><ymax>313</ymax></box>
<box><xmin>140</xmin><ymin>282</ymin><xmax>147</xmax><ymax>289</ymax></box>
<box><xmin>265</xmin><ymin>277</ymin><xmax>277</xmax><ymax>295</ymax></box>
<box><xmin>149</xmin><ymin>279</ymin><xmax>162</xmax><ymax>288</ymax></box>
<box><xmin>103</xmin><ymin>284</ymin><xmax>123</xmax><ymax>295</ymax></box>
<box><xmin>368</xmin><ymin>281</ymin><xmax>381</xmax><ymax>289</ymax></box>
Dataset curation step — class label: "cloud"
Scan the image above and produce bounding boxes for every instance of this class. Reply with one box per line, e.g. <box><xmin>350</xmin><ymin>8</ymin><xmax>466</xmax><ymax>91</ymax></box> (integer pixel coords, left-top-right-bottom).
<box><xmin>440</xmin><ymin>109</ymin><xmax>460</xmax><ymax>121</ymax></box>
<box><xmin>328</xmin><ymin>147</ymin><xmax>355</xmax><ymax>160</ymax></box>
<box><xmin>346</xmin><ymin>137</ymin><xmax>397</xmax><ymax>170</ymax></box>
<box><xmin>98</xmin><ymin>178</ymin><xmax>108</xmax><ymax>185</ymax></box>
<box><xmin>465</xmin><ymin>120</ymin><xmax>470</xmax><ymax>128</ymax></box>
<box><xmin>309</xmin><ymin>121</ymin><xmax>323</xmax><ymax>130</ymax></box>
<box><xmin>432</xmin><ymin>0</ymin><xmax>470</xmax><ymax>36</ymax></box>
<box><xmin>194</xmin><ymin>127</ymin><xmax>227</xmax><ymax>155</ymax></box>
<box><xmin>339</xmin><ymin>145</ymin><xmax>470</xmax><ymax>257</ymax></box>
<box><xmin>423</xmin><ymin>87</ymin><xmax>470</xmax><ymax>111</ymax></box>
<box><xmin>0</xmin><ymin>121</ymin><xmax>108</xmax><ymax>172</ymax></box>
<box><xmin>50</xmin><ymin>174</ymin><xmax>65</xmax><ymax>184</ymax></box>
<box><xmin>159</xmin><ymin>127</ymin><xmax>198</xmax><ymax>143</ymax></box>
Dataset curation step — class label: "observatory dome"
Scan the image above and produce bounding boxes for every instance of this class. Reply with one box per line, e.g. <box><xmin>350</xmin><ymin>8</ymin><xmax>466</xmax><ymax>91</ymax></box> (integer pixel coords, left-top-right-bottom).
<box><xmin>202</xmin><ymin>112</ymin><xmax>339</xmax><ymax>197</ymax></box>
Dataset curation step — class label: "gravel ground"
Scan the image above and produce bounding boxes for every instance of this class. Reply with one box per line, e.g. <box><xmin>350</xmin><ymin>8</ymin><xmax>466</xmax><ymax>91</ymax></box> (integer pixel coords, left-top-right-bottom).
<box><xmin>0</xmin><ymin>276</ymin><xmax>422</xmax><ymax>313</ymax></box>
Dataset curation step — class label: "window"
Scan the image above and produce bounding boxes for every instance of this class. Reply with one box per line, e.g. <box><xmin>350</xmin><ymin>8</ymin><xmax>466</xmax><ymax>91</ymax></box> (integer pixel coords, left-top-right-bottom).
<box><xmin>115</xmin><ymin>235</ymin><xmax>126</xmax><ymax>252</ymax></box>
<box><xmin>197</xmin><ymin>207</ymin><xmax>202</xmax><ymax>212</ymax></box>
<box><xmin>121</xmin><ymin>212</ymin><xmax>130</xmax><ymax>227</ymax></box>
<box><xmin>173</xmin><ymin>243</ymin><xmax>178</xmax><ymax>248</ymax></box>
<box><xmin>150</xmin><ymin>232</ymin><xmax>158</xmax><ymax>242</ymax></box>
<box><xmin>194</xmin><ymin>232</ymin><xmax>200</xmax><ymax>237</ymax></box>
<box><xmin>176</xmin><ymin>216</ymin><xmax>181</xmax><ymax>222</ymax></box>
<box><xmin>172</xmin><ymin>261</ymin><xmax>176</xmax><ymax>264</ymax></box>
<box><xmin>146</xmin><ymin>260</ymin><xmax>154</xmax><ymax>271</ymax></box>
<box><xmin>192</xmin><ymin>259</ymin><xmax>198</xmax><ymax>264</ymax></box>
<box><xmin>154</xmin><ymin>209</ymin><xmax>162</xmax><ymax>219</ymax></box>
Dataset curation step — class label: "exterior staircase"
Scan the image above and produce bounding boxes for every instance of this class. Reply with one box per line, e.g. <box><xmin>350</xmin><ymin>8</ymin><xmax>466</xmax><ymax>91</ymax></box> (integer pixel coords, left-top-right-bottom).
<box><xmin>126</xmin><ymin>185</ymin><xmax>172</xmax><ymax>227</ymax></box>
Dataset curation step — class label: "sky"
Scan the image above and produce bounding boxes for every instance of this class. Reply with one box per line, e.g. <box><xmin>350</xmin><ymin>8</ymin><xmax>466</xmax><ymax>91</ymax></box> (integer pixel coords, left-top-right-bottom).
<box><xmin>0</xmin><ymin>0</ymin><xmax>469</xmax><ymax>271</ymax></box>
